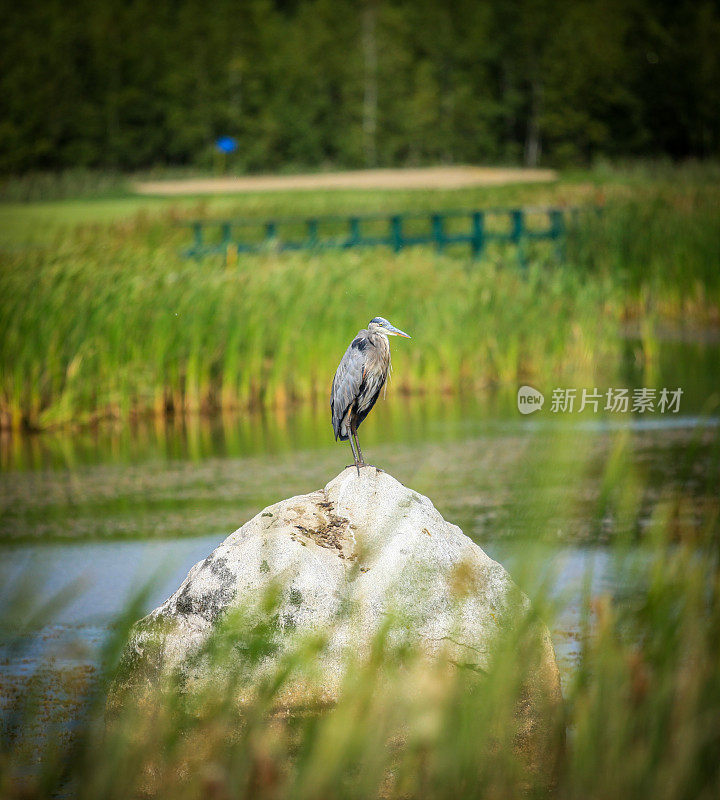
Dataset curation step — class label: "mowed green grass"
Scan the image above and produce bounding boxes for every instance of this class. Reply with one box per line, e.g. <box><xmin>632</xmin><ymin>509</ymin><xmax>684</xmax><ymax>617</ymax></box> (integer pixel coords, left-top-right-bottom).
<box><xmin>2</xmin><ymin>160</ymin><xmax>719</xmax><ymax>247</ymax></box>
<box><xmin>0</xmin><ymin>189</ymin><xmax>557</xmax><ymax>249</ymax></box>
<box><xmin>1</xmin><ymin>167</ymin><xmax>719</xmax><ymax>429</ymax></box>
<box><xmin>0</xmin><ymin>168</ymin><xmax>617</xmax><ymax>248</ymax></box>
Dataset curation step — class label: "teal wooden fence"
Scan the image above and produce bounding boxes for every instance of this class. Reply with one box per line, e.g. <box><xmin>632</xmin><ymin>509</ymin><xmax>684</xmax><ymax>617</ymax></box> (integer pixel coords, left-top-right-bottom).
<box><xmin>181</xmin><ymin>206</ymin><xmax>585</xmax><ymax>263</ymax></box>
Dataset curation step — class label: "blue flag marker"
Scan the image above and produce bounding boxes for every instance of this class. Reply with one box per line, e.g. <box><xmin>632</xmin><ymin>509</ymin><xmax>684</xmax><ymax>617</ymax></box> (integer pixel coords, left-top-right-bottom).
<box><xmin>215</xmin><ymin>136</ymin><xmax>238</xmax><ymax>154</ymax></box>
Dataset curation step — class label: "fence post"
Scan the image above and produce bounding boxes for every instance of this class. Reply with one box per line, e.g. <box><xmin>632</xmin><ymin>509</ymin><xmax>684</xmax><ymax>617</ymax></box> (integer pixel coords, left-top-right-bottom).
<box><xmin>431</xmin><ymin>214</ymin><xmax>445</xmax><ymax>253</ymax></box>
<box><xmin>471</xmin><ymin>211</ymin><xmax>485</xmax><ymax>258</ymax></box>
<box><xmin>219</xmin><ymin>222</ymin><xmax>231</xmax><ymax>263</ymax></box>
<box><xmin>307</xmin><ymin>219</ymin><xmax>319</xmax><ymax>247</ymax></box>
<box><xmin>550</xmin><ymin>208</ymin><xmax>565</xmax><ymax>261</ymax></box>
<box><xmin>511</xmin><ymin>209</ymin><xmax>526</xmax><ymax>269</ymax></box>
<box><xmin>390</xmin><ymin>215</ymin><xmax>404</xmax><ymax>252</ymax></box>
<box><xmin>511</xmin><ymin>209</ymin><xmax>524</xmax><ymax>243</ymax></box>
<box><xmin>348</xmin><ymin>217</ymin><xmax>361</xmax><ymax>247</ymax></box>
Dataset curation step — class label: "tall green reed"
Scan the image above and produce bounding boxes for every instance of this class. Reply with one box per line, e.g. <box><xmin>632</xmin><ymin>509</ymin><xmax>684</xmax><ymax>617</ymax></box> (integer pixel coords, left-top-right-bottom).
<box><xmin>0</xmin><ymin>228</ymin><xmax>622</xmax><ymax>429</ymax></box>
<box><xmin>1</xmin><ymin>180</ymin><xmax>718</xmax><ymax>429</ymax></box>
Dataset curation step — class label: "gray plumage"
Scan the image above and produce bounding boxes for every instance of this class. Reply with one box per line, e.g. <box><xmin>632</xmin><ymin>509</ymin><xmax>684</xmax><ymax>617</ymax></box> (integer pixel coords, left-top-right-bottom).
<box><xmin>331</xmin><ymin>328</ymin><xmax>390</xmax><ymax>441</ymax></box>
<box><xmin>331</xmin><ymin>317</ymin><xmax>411</xmax><ymax>471</ymax></box>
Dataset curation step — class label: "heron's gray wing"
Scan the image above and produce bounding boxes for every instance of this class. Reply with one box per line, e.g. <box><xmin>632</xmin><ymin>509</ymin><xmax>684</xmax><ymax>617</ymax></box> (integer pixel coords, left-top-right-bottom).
<box><xmin>331</xmin><ymin>337</ymin><xmax>368</xmax><ymax>440</ymax></box>
<box><xmin>353</xmin><ymin>365</ymin><xmax>386</xmax><ymax>428</ymax></box>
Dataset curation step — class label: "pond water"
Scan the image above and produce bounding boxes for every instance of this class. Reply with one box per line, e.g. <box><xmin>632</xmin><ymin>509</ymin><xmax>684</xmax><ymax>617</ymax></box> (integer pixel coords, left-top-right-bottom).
<box><xmin>1</xmin><ymin>338</ymin><xmax>718</xmax><ymax>741</ymax></box>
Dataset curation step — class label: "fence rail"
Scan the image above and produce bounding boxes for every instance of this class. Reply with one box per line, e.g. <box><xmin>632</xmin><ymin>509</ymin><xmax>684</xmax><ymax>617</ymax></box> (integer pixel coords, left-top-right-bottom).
<box><xmin>181</xmin><ymin>206</ymin><xmax>590</xmax><ymax>263</ymax></box>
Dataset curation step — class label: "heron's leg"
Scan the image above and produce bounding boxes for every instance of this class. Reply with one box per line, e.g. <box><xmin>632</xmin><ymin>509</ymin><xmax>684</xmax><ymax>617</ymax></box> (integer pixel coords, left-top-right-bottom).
<box><xmin>349</xmin><ymin>420</ymin><xmax>363</xmax><ymax>473</ymax></box>
<box><xmin>348</xmin><ymin>431</ymin><xmax>360</xmax><ymax>475</ymax></box>
<box><xmin>353</xmin><ymin>430</ymin><xmax>365</xmax><ymax>467</ymax></box>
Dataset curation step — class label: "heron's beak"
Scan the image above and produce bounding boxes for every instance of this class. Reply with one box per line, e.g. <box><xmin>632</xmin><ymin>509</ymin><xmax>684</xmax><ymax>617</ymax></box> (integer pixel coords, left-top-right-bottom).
<box><xmin>387</xmin><ymin>325</ymin><xmax>411</xmax><ymax>338</ymax></box>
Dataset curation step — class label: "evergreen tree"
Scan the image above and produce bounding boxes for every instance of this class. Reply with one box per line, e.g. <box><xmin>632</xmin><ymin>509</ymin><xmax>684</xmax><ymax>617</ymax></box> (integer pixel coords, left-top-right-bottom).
<box><xmin>1</xmin><ymin>0</ymin><xmax>718</xmax><ymax>173</ymax></box>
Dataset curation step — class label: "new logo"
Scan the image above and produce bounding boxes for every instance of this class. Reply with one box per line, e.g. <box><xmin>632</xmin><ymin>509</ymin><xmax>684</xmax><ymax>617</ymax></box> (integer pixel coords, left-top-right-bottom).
<box><xmin>517</xmin><ymin>385</ymin><xmax>544</xmax><ymax>414</ymax></box>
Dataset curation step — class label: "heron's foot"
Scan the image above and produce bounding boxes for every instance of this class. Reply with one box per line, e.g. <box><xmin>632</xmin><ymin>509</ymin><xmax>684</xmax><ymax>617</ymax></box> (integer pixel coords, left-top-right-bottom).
<box><xmin>345</xmin><ymin>462</ymin><xmax>383</xmax><ymax>474</ymax></box>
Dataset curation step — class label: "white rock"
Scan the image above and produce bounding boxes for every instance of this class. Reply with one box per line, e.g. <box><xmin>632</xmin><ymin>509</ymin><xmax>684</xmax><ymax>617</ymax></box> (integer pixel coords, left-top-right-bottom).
<box><xmin>115</xmin><ymin>467</ymin><xmax>560</xmax><ymax>711</ymax></box>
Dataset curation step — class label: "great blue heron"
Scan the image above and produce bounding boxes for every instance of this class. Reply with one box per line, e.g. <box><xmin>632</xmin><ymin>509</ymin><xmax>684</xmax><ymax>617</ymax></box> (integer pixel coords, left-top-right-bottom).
<box><xmin>331</xmin><ymin>317</ymin><xmax>411</xmax><ymax>472</ymax></box>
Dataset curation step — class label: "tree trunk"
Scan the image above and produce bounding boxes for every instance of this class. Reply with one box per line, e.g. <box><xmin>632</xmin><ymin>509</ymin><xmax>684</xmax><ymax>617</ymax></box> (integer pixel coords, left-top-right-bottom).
<box><xmin>362</xmin><ymin>2</ymin><xmax>378</xmax><ymax>168</ymax></box>
<box><xmin>524</xmin><ymin>76</ymin><xmax>542</xmax><ymax>167</ymax></box>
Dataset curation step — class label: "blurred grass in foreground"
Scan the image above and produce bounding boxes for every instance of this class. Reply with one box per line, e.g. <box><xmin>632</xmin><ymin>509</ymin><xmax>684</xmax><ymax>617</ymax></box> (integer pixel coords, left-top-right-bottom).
<box><xmin>1</xmin><ymin>429</ymin><xmax>719</xmax><ymax>799</ymax></box>
<box><xmin>1</xmin><ymin>176</ymin><xmax>718</xmax><ymax>430</ymax></box>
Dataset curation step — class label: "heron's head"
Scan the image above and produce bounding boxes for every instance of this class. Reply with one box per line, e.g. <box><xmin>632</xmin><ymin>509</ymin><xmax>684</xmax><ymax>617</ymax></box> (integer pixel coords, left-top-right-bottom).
<box><xmin>368</xmin><ymin>317</ymin><xmax>411</xmax><ymax>338</ymax></box>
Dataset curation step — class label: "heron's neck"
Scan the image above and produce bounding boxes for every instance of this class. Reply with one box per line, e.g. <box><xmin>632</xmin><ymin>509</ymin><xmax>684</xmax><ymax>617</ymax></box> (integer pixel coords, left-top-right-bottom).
<box><xmin>373</xmin><ymin>331</ymin><xmax>390</xmax><ymax>351</ymax></box>
<box><xmin>371</xmin><ymin>331</ymin><xmax>391</xmax><ymax>368</ymax></box>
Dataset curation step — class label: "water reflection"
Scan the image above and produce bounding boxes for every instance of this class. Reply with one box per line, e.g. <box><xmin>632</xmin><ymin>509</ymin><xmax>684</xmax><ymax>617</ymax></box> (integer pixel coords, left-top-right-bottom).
<box><xmin>0</xmin><ymin>391</ymin><xmax>521</xmax><ymax>472</ymax></box>
<box><xmin>3</xmin><ymin>333</ymin><xmax>718</xmax><ymax>474</ymax></box>
<box><xmin>0</xmin><ymin>404</ymin><xmax>717</xmax><ymax>546</ymax></box>
<box><xmin>1</xmin><ymin>332</ymin><xmax>718</xmax><ymax>547</ymax></box>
